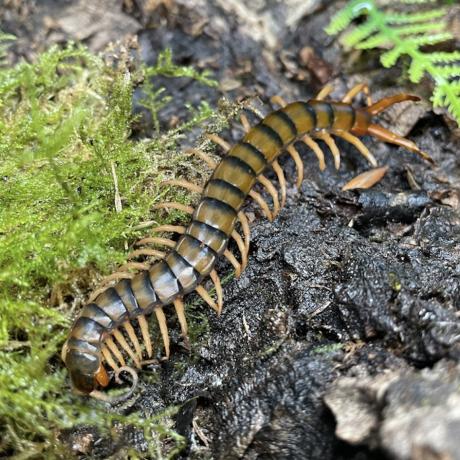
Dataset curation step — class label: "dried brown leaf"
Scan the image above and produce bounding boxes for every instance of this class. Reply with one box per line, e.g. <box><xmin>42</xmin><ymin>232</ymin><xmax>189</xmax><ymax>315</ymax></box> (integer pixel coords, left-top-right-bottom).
<box><xmin>342</xmin><ymin>166</ymin><xmax>389</xmax><ymax>191</ymax></box>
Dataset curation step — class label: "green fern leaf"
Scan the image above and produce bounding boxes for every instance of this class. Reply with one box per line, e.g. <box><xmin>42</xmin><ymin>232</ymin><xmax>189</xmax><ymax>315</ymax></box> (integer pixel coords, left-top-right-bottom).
<box><xmin>433</xmin><ymin>65</ymin><xmax>460</xmax><ymax>78</ymax></box>
<box><xmin>357</xmin><ymin>33</ymin><xmax>391</xmax><ymax>49</ymax></box>
<box><xmin>408</xmin><ymin>60</ymin><xmax>426</xmax><ymax>82</ymax></box>
<box><xmin>387</xmin><ymin>9</ymin><xmax>446</xmax><ymax>24</ymax></box>
<box><xmin>426</xmin><ymin>51</ymin><xmax>460</xmax><ymax>63</ymax></box>
<box><xmin>381</xmin><ymin>46</ymin><xmax>405</xmax><ymax>67</ymax></box>
<box><xmin>412</xmin><ymin>32</ymin><xmax>453</xmax><ymax>46</ymax></box>
<box><xmin>343</xmin><ymin>21</ymin><xmax>379</xmax><ymax>47</ymax></box>
<box><xmin>392</xmin><ymin>22</ymin><xmax>446</xmax><ymax>37</ymax></box>
<box><xmin>325</xmin><ymin>0</ymin><xmax>371</xmax><ymax>34</ymax></box>
<box><xmin>327</xmin><ymin>0</ymin><xmax>460</xmax><ymax>125</ymax></box>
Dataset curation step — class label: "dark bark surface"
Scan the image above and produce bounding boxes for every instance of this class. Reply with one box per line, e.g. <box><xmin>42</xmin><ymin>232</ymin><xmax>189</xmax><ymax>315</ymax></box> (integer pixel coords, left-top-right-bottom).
<box><xmin>3</xmin><ymin>0</ymin><xmax>460</xmax><ymax>459</ymax></box>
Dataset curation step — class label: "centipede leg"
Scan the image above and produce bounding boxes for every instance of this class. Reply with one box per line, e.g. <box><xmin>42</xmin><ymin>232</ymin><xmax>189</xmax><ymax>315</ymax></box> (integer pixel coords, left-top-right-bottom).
<box><xmin>270</xmin><ymin>95</ymin><xmax>287</xmax><ymax>108</ymax></box>
<box><xmin>138</xmin><ymin>315</ymin><xmax>153</xmax><ymax>358</ymax></box>
<box><xmin>231</xmin><ymin>229</ymin><xmax>248</xmax><ymax>272</ymax></box>
<box><xmin>332</xmin><ymin>130</ymin><xmax>377</xmax><ymax>167</ymax></box>
<box><xmin>286</xmin><ymin>144</ymin><xmax>304</xmax><ymax>189</ymax></box>
<box><xmin>315</xmin><ymin>84</ymin><xmax>334</xmax><ymax>100</ymax></box>
<box><xmin>161</xmin><ymin>179</ymin><xmax>203</xmax><ymax>194</ymax></box>
<box><xmin>154</xmin><ymin>202</ymin><xmax>194</xmax><ymax>214</ymax></box>
<box><xmin>128</xmin><ymin>249</ymin><xmax>166</xmax><ymax>260</ymax></box>
<box><xmin>173</xmin><ymin>298</ymin><xmax>188</xmax><ymax>337</ymax></box>
<box><xmin>258</xmin><ymin>174</ymin><xmax>280</xmax><ymax>218</ymax></box>
<box><xmin>136</xmin><ymin>237</ymin><xmax>176</xmax><ymax>249</ymax></box>
<box><xmin>249</xmin><ymin>190</ymin><xmax>273</xmax><ymax>221</ymax></box>
<box><xmin>187</xmin><ymin>148</ymin><xmax>218</xmax><ymax>169</ymax></box>
<box><xmin>207</xmin><ymin>133</ymin><xmax>231</xmax><ymax>152</ymax></box>
<box><xmin>315</xmin><ymin>131</ymin><xmax>341</xmax><ymax>170</ymax></box>
<box><xmin>210</xmin><ymin>269</ymin><xmax>223</xmax><ymax>314</ymax></box>
<box><xmin>224</xmin><ymin>249</ymin><xmax>242</xmax><ymax>277</ymax></box>
<box><xmin>119</xmin><ymin>262</ymin><xmax>151</xmax><ymax>271</ymax></box>
<box><xmin>105</xmin><ymin>337</ymin><xmax>126</xmax><ymax>366</ymax></box>
<box><xmin>240</xmin><ymin>113</ymin><xmax>251</xmax><ymax>132</ymax></box>
<box><xmin>272</xmin><ymin>160</ymin><xmax>287</xmax><ymax>209</ymax></box>
<box><xmin>237</xmin><ymin>211</ymin><xmax>251</xmax><ymax>254</ymax></box>
<box><xmin>123</xmin><ymin>321</ymin><xmax>144</xmax><ymax>363</ymax></box>
<box><xmin>302</xmin><ymin>134</ymin><xmax>326</xmax><ymax>171</ymax></box>
<box><xmin>112</xmin><ymin>328</ymin><xmax>141</xmax><ymax>368</ymax></box>
<box><xmin>101</xmin><ymin>345</ymin><xmax>120</xmax><ymax>372</ymax></box>
<box><xmin>154</xmin><ymin>307</ymin><xmax>170</xmax><ymax>358</ymax></box>
<box><xmin>151</xmin><ymin>224</ymin><xmax>186</xmax><ymax>235</ymax></box>
<box><xmin>196</xmin><ymin>285</ymin><xmax>220</xmax><ymax>313</ymax></box>
<box><xmin>342</xmin><ymin>82</ymin><xmax>372</xmax><ymax>106</ymax></box>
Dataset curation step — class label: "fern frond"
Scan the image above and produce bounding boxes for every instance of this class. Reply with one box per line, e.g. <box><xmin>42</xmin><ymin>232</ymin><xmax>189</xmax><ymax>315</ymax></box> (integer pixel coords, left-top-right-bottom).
<box><xmin>412</xmin><ymin>32</ymin><xmax>453</xmax><ymax>46</ymax></box>
<box><xmin>327</xmin><ymin>0</ymin><xmax>460</xmax><ymax>125</ymax></box>
<box><xmin>325</xmin><ymin>0</ymin><xmax>371</xmax><ymax>34</ymax></box>
<box><xmin>386</xmin><ymin>9</ymin><xmax>446</xmax><ymax>24</ymax></box>
<box><xmin>343</xmin><ymin>21</ymin><xmax>379</xmax><ymax>47</ymax></box>
<box><xmin>392</xmin><ymin>22</ymin><xmax>445</xmax><ymax>36</ymax></box>
<box><xmin>425</xmin><ymin>51</ymin><xmax>460</xmax><ymax>63</ymax></box>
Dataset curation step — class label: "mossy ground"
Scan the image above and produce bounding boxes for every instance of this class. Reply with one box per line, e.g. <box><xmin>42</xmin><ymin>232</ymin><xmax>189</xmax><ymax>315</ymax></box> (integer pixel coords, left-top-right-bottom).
<box><xmin>0</xmin><ymin>35</ymin><xmax>228</xmax><ymax>458</ymax></box>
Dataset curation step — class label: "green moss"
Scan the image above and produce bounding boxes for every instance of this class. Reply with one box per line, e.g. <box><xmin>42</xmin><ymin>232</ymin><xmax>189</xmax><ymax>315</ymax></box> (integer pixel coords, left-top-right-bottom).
<box><xmin>0</xmin><ymin>37</ymin><xmax>222</xmax><ymax>458</ymax></box>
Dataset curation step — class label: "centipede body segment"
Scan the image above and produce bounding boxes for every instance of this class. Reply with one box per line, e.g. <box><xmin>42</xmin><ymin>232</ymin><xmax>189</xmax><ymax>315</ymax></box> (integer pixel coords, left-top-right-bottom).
<box><xmin>62</xmin><ymin>84</ymin><xmax>430</xmax><ymax>398</ymax></box>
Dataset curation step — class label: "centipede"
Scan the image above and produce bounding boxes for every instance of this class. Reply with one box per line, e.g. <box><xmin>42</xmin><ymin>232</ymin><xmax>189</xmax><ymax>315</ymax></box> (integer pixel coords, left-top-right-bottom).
<box><xmin>61</xmin><ymin>83</ymin><xmax>431</xmax><ymax>401</ymax></box>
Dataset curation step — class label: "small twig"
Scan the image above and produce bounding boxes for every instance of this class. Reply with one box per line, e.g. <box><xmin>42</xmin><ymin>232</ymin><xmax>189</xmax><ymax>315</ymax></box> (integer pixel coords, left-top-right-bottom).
<box><xmin>111</xmin><ymin>161</ymin><xmax>122</xmax><ymax>213</ymax></box>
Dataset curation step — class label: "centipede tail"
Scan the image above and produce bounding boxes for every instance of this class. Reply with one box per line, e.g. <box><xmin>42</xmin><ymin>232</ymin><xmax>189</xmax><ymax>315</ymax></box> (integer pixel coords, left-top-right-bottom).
<box><xmin>63</xmin><ymin>85</ymin><xmax>431</xmax><ymax>397</ymax></box>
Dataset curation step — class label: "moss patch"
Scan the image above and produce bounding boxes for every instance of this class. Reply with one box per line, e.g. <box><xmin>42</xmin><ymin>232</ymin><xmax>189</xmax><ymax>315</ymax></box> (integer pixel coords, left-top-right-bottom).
<box><xmin>0</xmin><ymin>36</ymin><xmax>223</xmax><ymax>458</ymax></box>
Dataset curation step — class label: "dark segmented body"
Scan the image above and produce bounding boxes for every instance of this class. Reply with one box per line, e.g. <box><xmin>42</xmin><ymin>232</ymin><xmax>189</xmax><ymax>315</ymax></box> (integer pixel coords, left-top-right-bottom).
<box><xmin>63</xmin><ymin>92</ymin><xmax>429</xmax><ymax>394</ymax></box>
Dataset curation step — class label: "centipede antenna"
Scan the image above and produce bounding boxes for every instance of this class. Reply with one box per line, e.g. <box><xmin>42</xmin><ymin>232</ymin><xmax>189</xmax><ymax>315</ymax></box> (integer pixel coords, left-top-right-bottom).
<box><xmin>127</xmin><ymin>249</ymin><xmax>166</xmax><ymax>260</ymax></box>
<box><xmin>113</xmin><ymin>328</ymin><xmax>141</xmax><ymax>368</ymax></box>
<box><xmin>106</xmin><ymin>337</ymin><xmax>126</xmax><ymax>366</ymax></box>
<box><xmin>302</xmin><ymin>134</ymin><xmax>326</xmax><ymax>171</ymax></box>
<box><xmin>286</xmin><ymin>144</ymin><xmax>304</xmax><ymax>189</ymax></box>
<box><xmin>153</xmin><ymin>202</ymin><xmax>194</xmax><ymax>214</ymax></box>
<box><xmin>207</xmin><ymin>133</ymin><xmax>231</xmax><ymax>152</ymax></box>
<box><xmin>138</xmin><ymin>315</ymin><xmax>153</xmax><ymax>358</ymax></box>
<box><xmin>210</xmin><ymin>269</ymin><xmax>223</xmax><ymax>314</ymax></box>
<box><xmin>161</xmin><ymin>179</ymin><xmax>203</xmax><ymax>194</ymax></box>
<box><xmin>195</xmin><ymin>285</ymin><xmax>220</xmax><ymax>313</ymax></box>
<box><xmin>315</xmin><ymin>131</ymin><xmax>341</xmax><ymax>170</ymax></box>
<box><xmin>270</xmin><ymin>95</ymin><xmax>287</xmax><ymax>108</ymax></box>
<box><xmin>151</xmin><ymin>225</ymin><xmax>186</xmax><ymax>234</ymax></box>
<box><xmin>223</xmin><ymin>249</ymin><xmax>242</xmax><ymax>277</ymax></box>
<box><xmin>332</xmin><ymin>130</ymin><xmax>378</xmax><ymax>167</ymax></box>
<box><xmin>154</xmin><ymin>307</ymin><xmax>170</xmax><ymax>358</ymax></box>
<box><xmin>272</xmin><ymin>160</ymin><xmax>287</xmax><ymax>209</ymax></box>
<box><xmin>240</xmin><ymin>113</ymin><xmax>251</xmax><ymax>132</ymax></box>
<box><xmin>173</xmin><ymin>298</ymin><xmax>188</xmax><ymax>337</ymax></box>
<box><xmin>237</xmin><ymin>211</ymin><xmax>251</xmax><ymax>254</ymax></box>
<box><xmin>101</xmin><ymin>345</ymin><xmax>120</xmax><ymax>371</ymax></box>
<box><xmin>231</xmin><ymin>230</ymin><xmax>248</xmax><ymax>272</ymax></box>
<box><xmin>342</xmin><ymin>83</ymin><xmax>372</xmax><ymax>106</ymax></box>
<box><xmin>367</xmin><ymin>123</ymin><xmax>433</xmax><ymax>163</ymax></box>
<box><xmin>258</xmin><ymin>174</ymin><xmax>280</xmax><ymax>218</ymax></box>
<box><xmin>315</xmin><ymin>84</ymin><xmax>334</xmax><ymax>101</ymax></box>
<box><xmin>90</xmin><ymin>367</ymin><xmax>139</xmax><ymax>404</ymax></box>
<box><xmin>249</xmin><ymin>190</ymin><xmax>273</xmax><ymax>221</ymax></box>
<box><xmin>187</xmin><ymin>148</ymin><xmax>218</xmax><ymax>169</ymax></box>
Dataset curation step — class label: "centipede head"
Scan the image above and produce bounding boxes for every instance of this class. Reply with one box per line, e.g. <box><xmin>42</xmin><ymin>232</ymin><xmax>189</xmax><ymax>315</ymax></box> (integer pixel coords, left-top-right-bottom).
<box><xmin>352</xmin><ymin>94</ymin><xmax>434</xmax><ymax>164</ymax></box>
